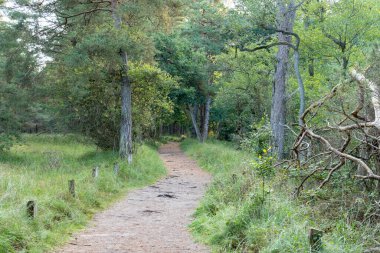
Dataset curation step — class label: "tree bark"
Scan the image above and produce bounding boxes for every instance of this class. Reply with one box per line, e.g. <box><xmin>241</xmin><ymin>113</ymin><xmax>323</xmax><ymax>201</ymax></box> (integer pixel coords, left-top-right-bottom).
<box><xmin>271</xmin><ymin>0</ymin><xmax>296</xmax><ymax>159</ymax></box>
<box><xmin>201</xmin><ymin>94</ymin><xmax>211</xmax><ymax>143</ymax></box>
<box><xmin>350</xmin><ymin>69</ymin><xmax>380</xmax><ymax>130</ymax></box>
<box><xmin>342</xmin><ymin>56</ymin><xmax>349</xmax><ymax>72</ymax></box>
<box><xmin>119</xmin><ymin>58</ymin><xmax>133</xmax><ymax>163</ymax></box>
<box><xmin>111</xmin><ymin>0</ymin><xmax>133</xmax><ymax>163</ymax></box>
<box><xmin>294</xmin><ymin>50</ymin><xmax>305</xmax><ymax>126</ymax></box>
<box><xmin>189</xmin><ymin>105</ymin><xmax>202</xmax><ymax>141</ymax></box>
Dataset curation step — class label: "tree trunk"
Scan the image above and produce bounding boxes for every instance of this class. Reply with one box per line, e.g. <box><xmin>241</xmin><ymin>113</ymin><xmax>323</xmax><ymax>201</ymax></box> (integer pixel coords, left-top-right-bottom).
<box><xmin>350</xmin><ymin>69</ymin><xmax>380</xmax><ymax>130</ymax></box>
<box><xmin>294</xmin><ymin>50</ymin><xmax>305</xmax><ymax>126</ymax></box>
<box><xmin>111</xmin><ymin>0</ymin><xmax>133</xmax><ymax>163</ymax></box>
<box><xmin>342</xmin><ymin>56</ymin><xmax>349</xmax><ymax>72</ymax></box>
<box><xmin>189</xmin><ymin>105</ymin><xmax>202</xmax><ymax>141</ymax></box>
<box><xmin>271</xmin><ymin>0</ymin><xmax>296</xmax><ymax>159</ymax></box>
<box><xmin>201</xmin><ymin>94</ymin><xmax>211</xmax><ymax>143</ymax></box>
<box><xmin>119</xmin><ymin>58</ymin><xmax>133</xmax><ymax>163</ymax></box>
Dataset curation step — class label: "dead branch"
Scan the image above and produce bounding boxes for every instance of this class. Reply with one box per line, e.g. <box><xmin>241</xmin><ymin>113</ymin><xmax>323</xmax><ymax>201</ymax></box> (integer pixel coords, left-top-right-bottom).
<box><xmin>305</xmin><ymin>128</ymin><xmax>380</xmax><ymax>180</ymax></box>
<box><xmin>319</xmin><ymin>159</ymin><xmax>346</xmax><ymax>188</ymax></box>
<box><xmin>291</xmin><ymin>67</ymin><xmax>380</xmax><ymax>193</ymax></box>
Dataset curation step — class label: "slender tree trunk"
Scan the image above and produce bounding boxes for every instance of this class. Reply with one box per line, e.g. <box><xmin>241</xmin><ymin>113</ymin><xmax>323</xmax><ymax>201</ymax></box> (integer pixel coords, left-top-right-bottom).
<box><xmin>294</xmin><ymin>50</ymin><xmax>305</xmax><ymax>126</ymax></box>
<box><xmin>111</xmin><ymin>0</ymin><xmax>133</xmax><ymax>163</ymax></box>
<box><xmin>189</xmin><ymin>105</ymin><xmax>202</xmax><ymax>141</ymax></box>
<box><xmin>119</xmin><ymin>59</ymin><xmax>133</xmax><ymax>163</ymax></box>
<box><xmin>201</xmin><ymin>94</ymin><xmax>211</xmax><ymax>142</ymax></box>
<box><xmin>271</xmin><ymin>0</ymin><xmax>296</xmax><ymax>159</ymax></box>
<box><xmin>200</xmin><ymin>104</ymin><xmax>205</xmax><ymax>133</ymax></box>
<box><xmin>295</xmin><ymin>49</ymin><xmax>306</xmax><ymax>162</ymax></box>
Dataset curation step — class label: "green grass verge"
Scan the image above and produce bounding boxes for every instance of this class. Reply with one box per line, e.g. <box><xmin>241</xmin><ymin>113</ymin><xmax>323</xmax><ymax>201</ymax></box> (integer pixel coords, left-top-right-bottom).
<box><xmin>0</xmin><ymin>134</ymin><xmax>167</xmax><ymax>253</ymax></box>
<box><xmin>181</xmin><ymin>139</ymin><xmax>376</xmax><ymax>253</ymax></box>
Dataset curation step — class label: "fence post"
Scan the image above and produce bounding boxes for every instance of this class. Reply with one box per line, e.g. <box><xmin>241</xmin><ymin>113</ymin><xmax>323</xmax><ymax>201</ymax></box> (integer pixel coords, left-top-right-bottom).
<box><xmin>114</xmin><ymin>163</ymin><xmax>119</xmax><ymax>175</ymax></box>
<box><xmin>26</xmin><ymin>200</ymin><xmax>37</xmax><ymax>219</ymax></box>
<box><xmin>232</xmin><ymin>174</ymin><xmax>237</xmax><ymax>184</ymax></box>
<box><xmin>68</xmin><ymin>179</ymin><xmax>76</xmax><ymax>197</ymax></box>
<box><xmin>92</xmin><ymin>166</ymin><xmax>99</xmax><ymax>178</ymax></box>
<box><xmin>309</xmin><ymin>228</ymin><xmax>323</xmax><ymax>252</ymax></box>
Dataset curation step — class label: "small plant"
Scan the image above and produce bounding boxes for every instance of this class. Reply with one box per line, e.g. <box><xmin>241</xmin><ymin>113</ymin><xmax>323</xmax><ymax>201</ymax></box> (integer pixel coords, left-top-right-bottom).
<box><xmin>251</xmin><ymin>149</ymin><xmax>275</xmax><ymax>203</ymax></box>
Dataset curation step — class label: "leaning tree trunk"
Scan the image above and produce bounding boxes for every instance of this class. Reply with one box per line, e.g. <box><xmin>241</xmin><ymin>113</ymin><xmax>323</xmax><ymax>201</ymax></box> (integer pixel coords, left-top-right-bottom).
<box><xmin>201</xmin><ymin>94</ymin><xmax>211</xmax><ymax>143</ymax></box>
<box><xmin>111</xmin><ymin>0</ymin><xmax>133</xmax><ymax>163</ymax></box>
<box><xmin>189</xmin><ymin>104</ymin><xmax>202</xmax><ymax>141</ymax></box>
<box><xmin>271</xmin><ymin>0</ymin><xmax>296</xmax><ymax>159</ymax></box>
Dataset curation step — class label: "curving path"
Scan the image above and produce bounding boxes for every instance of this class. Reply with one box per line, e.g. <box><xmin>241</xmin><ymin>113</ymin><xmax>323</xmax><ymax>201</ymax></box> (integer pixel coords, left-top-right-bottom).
<box><xmin>56</xmin><ymin>142</ymin><xmax>211</xmax><ymax>253</ymax></box>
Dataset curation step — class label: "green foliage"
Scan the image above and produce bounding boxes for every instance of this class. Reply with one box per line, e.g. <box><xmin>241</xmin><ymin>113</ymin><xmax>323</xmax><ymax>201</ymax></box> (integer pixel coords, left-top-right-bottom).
<box><xmin>298</xmin><ymin>0</ymin><xmax>380</xmax><ymax>76</ymax></box>
<box><xmin>50</xmin><ymin>61</ymin><xmax>177</xmax><ymax>149</ymax></box>
<box><xmin>182</xmin><ymin>0</ymin><xmax>229</xmax><ymax>57</ymax></box>
<box><xmin>0</xmin><ymin>133</ymin><xmax>18</xmax><ymax>152</ymax></box>
<box><xmin>0</xmin><ymin>134</ymin><xmax>166</xmax><ymax>252</ymax></box>
<box><xmin>210</xmin><ymin>47</ymin><xmax>273</xmax><ymax>140</ymax></box>
<box><xmin>159</xmin><ymin>135</ymin><xmax>186</xmax><ymax>143</ymax></box>
<box><xmin>155</xmin><ymin>33</ymin><xmax>208</xmax><ymax>120</ymax></box>
<box><xmin>240</xmin><ymin>116</ymin><xmax>272</xmax><ymax>155</ymax></box>
<box><xmin>251</xmin><ymin>154</ymin><xmax>275</xmax><ymax>181</ymax></box>
<box><xmin>155</xmin><ymin>1</ymin><xmax>233</xmax><ymax>139</ymax></box>
<box><xmin>155</xmin><ymin>33</ymin><xmax>207</xmax><ymax>89</ymax></box>
<box><xmin>0</xmin><ymin>20</ymin><xmax>45</xmax><ymax>150</ymax></box>
<box><xmin>130</xmin><ymin>64</ymin><xmax>177</xmax><ymax>138</ymax></box>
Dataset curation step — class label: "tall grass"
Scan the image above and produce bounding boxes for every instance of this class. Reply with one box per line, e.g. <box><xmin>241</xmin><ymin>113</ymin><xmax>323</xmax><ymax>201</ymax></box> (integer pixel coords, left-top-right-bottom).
<box><xmin>182</xmin><ymin>139</ymin><xmax>376</xmax><ymax>253</ymax></box>
<box><xmin>0</xmin><ymin>134</ymin><xmax>167</xmax><ymax>253</ymax></box>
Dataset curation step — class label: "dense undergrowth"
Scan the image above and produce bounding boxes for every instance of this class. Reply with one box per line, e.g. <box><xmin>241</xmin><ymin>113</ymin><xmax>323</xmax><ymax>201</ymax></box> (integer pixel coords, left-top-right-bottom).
<box><xmin>0</xmin><ymin>134</ymin><xmax>166</xmax><ymax>253</ymax></box>
<box><xmin>182</xmin><ymin>139</ymin><xmax>379</xmax><ymax>252</ymax></box>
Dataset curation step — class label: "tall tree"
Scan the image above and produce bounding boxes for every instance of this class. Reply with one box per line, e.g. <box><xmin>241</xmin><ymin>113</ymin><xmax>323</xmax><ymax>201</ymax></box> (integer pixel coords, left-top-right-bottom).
<box><xmin>236</xmin><ymin>0</ymin><xmax>303</xmax><ymax>158</ymax></box>
<box><xmin>271</xmin><ymin>0</ymin><xmax>296</xmax><ymax>159</ymax></box>
<box><xmin>169</xmin><ymin>0</ymin><xmax>228</xmax><ymax>142</ymax></box>
<box><xmin>110</xmin><ymin>0</ymin><xmax>132</xmax><ymax>162</ymax></box>
<box><xmin>0</xmin><ymin>9</ymin><xmax>43</xmax><ymax>150</ymax></box>
<box><xmin>9</xmin><ymin>0</ymin><xmax>184</xmax><ymax>160</ymax></box>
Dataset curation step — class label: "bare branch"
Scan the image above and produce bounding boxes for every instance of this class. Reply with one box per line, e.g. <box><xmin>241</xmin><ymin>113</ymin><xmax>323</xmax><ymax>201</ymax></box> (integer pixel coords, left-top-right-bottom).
<box><xmin>239</xmin><ymin>41</ymin><xmax>297</xmax><ymax>53</ymax></box>
<box><xmin>55</xmin><ymin>8</ymin><xmax>111</xmax><ymax>19</ymax></box>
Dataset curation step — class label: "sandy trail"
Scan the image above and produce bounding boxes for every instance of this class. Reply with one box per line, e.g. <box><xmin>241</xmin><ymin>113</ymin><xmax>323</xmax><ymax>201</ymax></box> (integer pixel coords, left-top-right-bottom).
<box><xmin>56</xmin><ymin>142</ymin><xmax>211</xmax><ymax>253</ymax></box>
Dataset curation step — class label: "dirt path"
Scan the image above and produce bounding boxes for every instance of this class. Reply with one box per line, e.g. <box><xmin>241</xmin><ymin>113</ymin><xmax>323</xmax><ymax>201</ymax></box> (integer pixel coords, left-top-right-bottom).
<box><xmin>56</xmin><ymin>142</ymin><xmax>211</xmax><ymax>253</ymax></box>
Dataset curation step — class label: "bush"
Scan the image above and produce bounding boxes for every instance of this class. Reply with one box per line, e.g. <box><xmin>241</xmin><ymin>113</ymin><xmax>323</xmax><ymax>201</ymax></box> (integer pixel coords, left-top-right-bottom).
<box><xmin>0</xmin><ymin>133</ymin><xmax>18</xmax><ymax>151</ymax></box>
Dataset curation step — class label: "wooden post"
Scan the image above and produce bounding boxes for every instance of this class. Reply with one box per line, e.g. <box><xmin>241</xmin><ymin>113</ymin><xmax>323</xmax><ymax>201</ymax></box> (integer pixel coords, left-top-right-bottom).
<box><xmin>68</xmin><ymin>179</ymin><xmax>75</xmax><ymax>197</ymax></box>
<box><xmin>232</xmin><ymin>174</ymin><xmax>237</xmax><ymax>184</ymax></box>
<box><xmin>26</xmin><ymin>200</ymin><xmax>37</xmax><ymax>219</ymax></box>
<box><xmin>92</xmin><ymin>166</ymin><xmax>99</xmax><ymax>178</ymax></box>
<box><xmin>114</xmin><ymin>163</ymin><xmax>119</xmax><ymax>175</ymax></box>
<box><xmin>309</xmin><ymin>228</ymin><xmax>323</xmax><ymax>252</ymax></box>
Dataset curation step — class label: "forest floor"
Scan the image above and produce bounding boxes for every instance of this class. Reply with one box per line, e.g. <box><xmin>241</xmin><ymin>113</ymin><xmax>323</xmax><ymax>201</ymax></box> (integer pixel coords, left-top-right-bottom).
<box><xmin>56</xmin><ymin>142</ymin><xmax>211</xmax><ymax>253</ymax></box>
